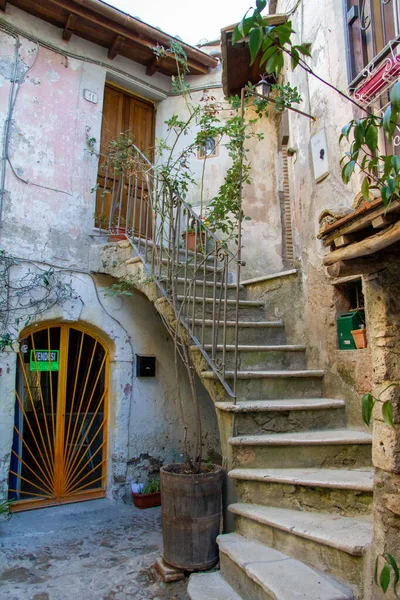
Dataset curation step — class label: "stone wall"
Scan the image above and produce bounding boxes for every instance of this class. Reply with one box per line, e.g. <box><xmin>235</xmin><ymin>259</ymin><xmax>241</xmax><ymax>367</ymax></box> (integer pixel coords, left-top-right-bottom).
<box><xmin>364</xmin><ymin>261</ymin><xmax>400</xmax><ymax>599</ymax></box>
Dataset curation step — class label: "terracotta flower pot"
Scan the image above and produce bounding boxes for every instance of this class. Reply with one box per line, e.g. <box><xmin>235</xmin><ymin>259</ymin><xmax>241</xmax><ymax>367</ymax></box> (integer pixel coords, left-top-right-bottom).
<box><xmin>182</xmin><ymin>231</ymin><xmax>206</xmax><ymax>251</ymax></box>
<box><xmin>132</xmin><ymin>491</ymin><xmax>161</xmax><ymax>509</ymax></box>
<box><xmin>351</xmin><ymin>328</ymin><xmax>367</xmax><ymax>349</ymax></box>
<box><xmin>108</xmin><ymin>226</ymin><xmax>126</xmax><ymax>242</ymax></box>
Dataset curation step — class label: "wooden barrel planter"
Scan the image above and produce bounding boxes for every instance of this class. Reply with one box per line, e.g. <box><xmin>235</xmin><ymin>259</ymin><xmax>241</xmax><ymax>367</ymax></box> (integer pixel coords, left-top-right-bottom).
<box><xmin>160</xmin><ymin>464</ymin><xmax>224</xmax><ymax>571</ymax></box>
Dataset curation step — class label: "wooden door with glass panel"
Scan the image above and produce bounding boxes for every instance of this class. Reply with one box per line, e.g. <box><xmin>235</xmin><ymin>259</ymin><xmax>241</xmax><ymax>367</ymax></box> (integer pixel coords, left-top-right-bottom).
<box><xmin>8</xmin><ymin>324</ymin><xmax>108</xmax><ymax>512</ymax></box>
<box><xmin>95</xmin><ymin>84</ymin><xmax>155</xmax><ymax>237</ymax></box>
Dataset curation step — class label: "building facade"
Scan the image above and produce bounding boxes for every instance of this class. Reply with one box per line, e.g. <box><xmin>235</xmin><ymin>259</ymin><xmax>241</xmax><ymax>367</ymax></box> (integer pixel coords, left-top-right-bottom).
<box><xmin>1</xmin><ymin>0</ymin><xmax>400</xmax><ymax>598</ymax></box>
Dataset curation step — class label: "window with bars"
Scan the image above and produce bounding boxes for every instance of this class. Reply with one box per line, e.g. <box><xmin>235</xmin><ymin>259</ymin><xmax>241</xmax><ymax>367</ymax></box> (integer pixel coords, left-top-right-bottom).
<box><xmin>344</xmin><ymin>0</ymin><xmax>400</xmax><ymax>85</ymax></box>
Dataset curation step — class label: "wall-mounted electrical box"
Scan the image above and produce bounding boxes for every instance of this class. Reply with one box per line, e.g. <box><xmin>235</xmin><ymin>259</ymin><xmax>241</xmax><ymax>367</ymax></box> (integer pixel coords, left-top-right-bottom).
<box><xmin>136</xmin><ymin>355</ymin><xmax>156</xmax><ymax>377</ymax></box>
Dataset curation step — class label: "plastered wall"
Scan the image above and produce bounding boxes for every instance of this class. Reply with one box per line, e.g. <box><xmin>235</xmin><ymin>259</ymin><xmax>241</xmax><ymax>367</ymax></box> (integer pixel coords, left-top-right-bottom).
<box><xmin>0</xmin><ymin>5</ymin><xmax>220</xmax><ymax>504</ymax></box>
<box><xmin>273</xmin><ymin>0</ymin><xmax>372</xmax><ymax>420</ymax></box>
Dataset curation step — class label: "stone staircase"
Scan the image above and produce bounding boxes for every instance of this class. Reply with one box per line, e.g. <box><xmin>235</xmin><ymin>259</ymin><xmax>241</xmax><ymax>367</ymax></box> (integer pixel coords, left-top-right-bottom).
<box><xmin>97</xmin><ymin>243</ymin><xmax>373</xmax><ymax>600</ymax></box>
<box><xmin>185</xmin><ymin>271</ymin><xmax>373</xmax><ymax>600</ymax></box>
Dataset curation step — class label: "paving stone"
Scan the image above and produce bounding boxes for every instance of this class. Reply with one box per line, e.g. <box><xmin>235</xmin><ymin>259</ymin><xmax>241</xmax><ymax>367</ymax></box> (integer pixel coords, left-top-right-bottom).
<box><xmin>0</xmin><ymin>499</ymin><xmax>189</xmax><ymax>600</ymax></box>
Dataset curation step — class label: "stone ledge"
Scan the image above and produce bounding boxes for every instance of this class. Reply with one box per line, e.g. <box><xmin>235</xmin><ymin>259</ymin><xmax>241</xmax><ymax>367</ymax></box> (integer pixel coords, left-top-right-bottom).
<box><xmin>241</xmin><ymin>269</ymin><xmax>298</xmax><ymax>286</ymax></box>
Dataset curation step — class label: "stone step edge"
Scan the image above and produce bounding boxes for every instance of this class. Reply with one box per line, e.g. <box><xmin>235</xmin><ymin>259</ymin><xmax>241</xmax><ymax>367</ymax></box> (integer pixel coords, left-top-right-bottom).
<box><xmin>228</xmin><ymin>467</ymin><xmax>374</xmax><ymax>492</ymax></box>
<box><xmin>191</xmin><ymin>344</ymin><xmax>306</xmax><ymax>352</ymax></box>
<box><xmin>241</xmin><ymin>268</ymin><xmax>298</xmax><ymax>286</ymax></box>
<box><xmin>160</xmin><ymin>258</ymin><xmax>216</xmax><ymax>271</ymax></box>
<box><xmin>229</xmin><ymin>429</ymin><xmax>372</xmax><ymax>446</ymax></box>
<box><xmin>216</xmin><ymin>398</ymin><xmax>345</xmax><ymax>412</ymax></box>
<box><xmin>188</xmin><ymin>571</ymin><xmax>242</xmax><ymax>600</ymax></box>
<box><xmin>175</xmin><ymin>277</ymin><xmax>242</xmax><ymax>289</ymax></box>
<box><xmin>202</xmin><ymin>369</ymin><xmax>324</xmax><ymax>380</ymax></box>
<box><xmin>217</xmin><ymin>532</ymin><xmax>354</xmax><ymax>600</ymax></box>
<box><xmin>194</xmin><ymin>319</ymin><xmax>283</xmax><ymax>327</ymax></box>
<box><xmin>177</xmin><ymin>296</ymin><xmax>264</xmax><ymax>307</ymax></box>
<box><xmin>228</xmin><ymin>503</ymin><xmax>372</xmax><ymax>556</ymax></box>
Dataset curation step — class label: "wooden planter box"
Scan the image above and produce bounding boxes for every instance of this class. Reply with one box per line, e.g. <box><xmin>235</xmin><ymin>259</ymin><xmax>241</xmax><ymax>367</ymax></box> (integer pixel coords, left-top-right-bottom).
<box><xmin>132</xmin><ymin>491</ymin><xmax>161</xmax><ymax>509</ymax></box>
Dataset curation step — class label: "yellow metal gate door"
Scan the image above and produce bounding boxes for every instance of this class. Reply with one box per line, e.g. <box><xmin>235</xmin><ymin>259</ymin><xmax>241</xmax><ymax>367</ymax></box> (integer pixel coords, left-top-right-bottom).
<box><xmin>8</xmin><ymin>324</ymin><xmax>108</xmax><ymax>512</ymax></box>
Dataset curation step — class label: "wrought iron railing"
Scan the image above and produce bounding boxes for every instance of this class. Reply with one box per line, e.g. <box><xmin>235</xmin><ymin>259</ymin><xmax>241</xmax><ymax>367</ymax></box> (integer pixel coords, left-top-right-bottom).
<box><xmin>95</xmin><ymin>144</ymin><xmax>242</xmax><ymax>398</ymax></box>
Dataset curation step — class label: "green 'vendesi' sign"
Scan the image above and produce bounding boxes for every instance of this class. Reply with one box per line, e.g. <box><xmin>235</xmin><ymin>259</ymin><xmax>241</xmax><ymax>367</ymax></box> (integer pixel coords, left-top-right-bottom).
<box><xmin>30</xmin><ymin>350</ymin><xmax>59</xmax><ymax>372</ymax></box>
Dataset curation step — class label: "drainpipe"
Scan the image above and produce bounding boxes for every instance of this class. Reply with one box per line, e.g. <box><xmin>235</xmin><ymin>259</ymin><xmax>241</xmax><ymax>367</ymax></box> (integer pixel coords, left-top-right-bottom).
<box><xmin>0</xmin><ymin>28</ymin><xmax>20</xmax><ymax>233</ymax></box>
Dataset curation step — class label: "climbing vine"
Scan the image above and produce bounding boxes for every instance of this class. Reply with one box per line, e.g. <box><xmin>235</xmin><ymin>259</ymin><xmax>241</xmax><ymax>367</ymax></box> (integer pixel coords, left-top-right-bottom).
<box><xmin>150</xmin><ymin>40</ymin><xmax>301</xmax><ymax>240</ymax></box>
<box><xmin>0</xmin><ymin>251</ymin><xmax>80</xmax><ymax>351</ymax></box>
<box><xmin>233</xmin><ymin>0</ymin><xmax>400</xmax><ymax>206</ymax></box>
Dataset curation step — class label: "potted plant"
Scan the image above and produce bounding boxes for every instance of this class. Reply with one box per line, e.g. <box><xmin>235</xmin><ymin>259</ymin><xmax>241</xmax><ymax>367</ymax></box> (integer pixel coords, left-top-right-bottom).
<box><xmin>181</xmin><ymin>217</ymin><xmax>207</xmax><ymax>251</ymax></box>
<box><xmin>160</xmin><ymin>462</ymin><xmax>223</xmax><ymax>571</ymax></box>
<box><xmin>351</xmin><ymin>323</ymin><xmax>368</xmax><ymax>349</ymax></box>
<box><xmin>94</xmin><ymin>212</ymin><xmax>109</xmax><ymax>231</ymax></box>
<box><xmin>108</xmin><ymin>215</ymin><xmax>127</xmax><ymax>242</ymax></box>
<box><xmin>131</xmin><ymin>479</ymin><xmax>161</xmax><ymax>509</ymax></box>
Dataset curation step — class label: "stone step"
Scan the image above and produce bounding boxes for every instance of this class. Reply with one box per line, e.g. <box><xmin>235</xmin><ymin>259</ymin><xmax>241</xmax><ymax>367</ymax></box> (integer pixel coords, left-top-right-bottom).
<box><xmin>176</xmin><ymin>277</ymin><xmax>240</xmax><ymax>289</ymax></box>
<box><xmin>203</xmin><ymin>369</ymin><xmax>325</xmax><ymax>380</ymax></box>
<box><xmin>229</xmin><ymin>468</ymin><xmax>374</xmax><ymax>516</ymax></box>
<box><xmin>216</xmin><ymin>398</ymin><xmax>345</xmax><ymax>412</ymax></box>
<box><xmin>195</xmin><ymin>344</ymin><xmax>307</xmax><ymax>370</ymax></box>
<box><xmin>175</xmin><ymin>277</ymin><xmax>244</xmax><ymax>300</ymax></box>
<box><xmin>216</xmin><ymin>398</ymin><xmax>346</xmax><ymax>435</ymax></box>
<box><xmin>202</xmin><ymin>369</ymin><xmax>324</xmax><ymax>400</ymax></box>
<box><xmin>160</xmin><ymin>257</ymin><xmax>217</xmax><ymax>273</ymax></box>
<box><xmin>193</xmin><ymin>320</ymin><xmax>286</xmax><ymax>345</ymax></box>
<box><xmin>178</xmin><ymin>296</ymin><xmax>264</xmax><ymax>307</ymax></box>
<box><xmin>188</xmin><ymin>571</ymin><xmax>242</xmax><ymax>600</ymax></box>
<box><xmin>178</xmin><ymin>296</ymin><xmax>266</xmax><ymax>322</ymax></box>
<box><xmin>230</xmin><ymin>429</ymin><xmax>372</xmax><ymax>469</ymax></box>
<box><xmin>133</xmin><ymin>236</ymin><xmax>217</xmax><ymax>262</ymax></box>
<box><xmin>229</xmin><ymin>504</ymin><xmax>372</xmax><ymax>590</ymax></box>
<box><xmin>218</xmin><ymin>532</ymin><xmax>354</xmax><ymax>600</ymax></box>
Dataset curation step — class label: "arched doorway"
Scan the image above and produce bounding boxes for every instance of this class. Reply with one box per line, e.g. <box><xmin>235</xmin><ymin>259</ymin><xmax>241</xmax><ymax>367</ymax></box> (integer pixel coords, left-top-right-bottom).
<box><xmin>8</xmin><ymin>324</ymin><xmax>109</xmax><ymax>512</ymax></box>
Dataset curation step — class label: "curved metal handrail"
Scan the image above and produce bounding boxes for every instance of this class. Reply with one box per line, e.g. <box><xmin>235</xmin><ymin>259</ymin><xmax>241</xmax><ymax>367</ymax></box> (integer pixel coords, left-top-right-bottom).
<box><xmin>98</xmin><ymin>142</ymin><xmax>240</xmax><ymax>398</ymax></box>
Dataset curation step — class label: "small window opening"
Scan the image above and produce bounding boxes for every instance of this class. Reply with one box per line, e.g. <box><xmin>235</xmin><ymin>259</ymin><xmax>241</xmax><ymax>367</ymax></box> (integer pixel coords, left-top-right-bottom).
<box><xmin>334</xmin><ymin>278</ymin><xmax>367</xmax><ymax>349</ymax></box>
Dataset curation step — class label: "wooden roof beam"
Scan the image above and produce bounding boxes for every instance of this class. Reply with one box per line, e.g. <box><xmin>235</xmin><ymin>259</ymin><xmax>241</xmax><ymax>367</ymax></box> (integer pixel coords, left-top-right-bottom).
<box><xmin>108</xmin><ymin>35</ymin><xmax>125</xmax><ymax>60</ymax></box>
<box><xmin>63</xmin><ymin>13</ymin><xmax>77</xmax><ymax>41</ymax></box>
<box><xmin>323</xmin><ymin>220</ymin><xmax>400</xmax><ymax>265</ymax></box>
<box><xmin>146</xmin><ymin>57</ymin><xmax>159</xmax><ymax>77</ymax></box>
<box><xmin>326</xmin><ymin>259</ymin><xmax>385</xmax><ymax>278</ymax></box>
<box><xmin>45</xmin><ymin>0</ymin><xmax>217</xmax><ymax>71</ymax></box>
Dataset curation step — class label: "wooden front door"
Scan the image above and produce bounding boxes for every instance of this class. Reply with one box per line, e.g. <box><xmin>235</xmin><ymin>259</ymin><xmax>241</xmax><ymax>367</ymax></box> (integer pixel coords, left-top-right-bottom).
<box><xmin>8</xmin><ymin>325</ymin><xmax>109</xmax><ymax>512</ymax></box>
<box><xmin>95</xmin><ymin>85</ymin><xmax>155</xmax><ymax>237</ymax></box>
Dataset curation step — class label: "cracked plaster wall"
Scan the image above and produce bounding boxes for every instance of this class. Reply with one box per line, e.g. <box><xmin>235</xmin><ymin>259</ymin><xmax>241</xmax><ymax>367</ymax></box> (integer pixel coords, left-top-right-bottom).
<box><xmin>155</xmin><ymin>87</ymin><xmax>284</xmax><ymax>278</ymax></box>
<box><xmin>0</xmin><ymin>5</ymin><xmax>220</xmax><ymax>505</ymax></box>
<box><xmin>0</xmin><ymin>268</ymin><xmax>221</xmax><ymax>503</ymax></box>
<box><xmin>273</xmin><ymin>0</ymin><xmax>372</xmax><ymax>420</ymax></box>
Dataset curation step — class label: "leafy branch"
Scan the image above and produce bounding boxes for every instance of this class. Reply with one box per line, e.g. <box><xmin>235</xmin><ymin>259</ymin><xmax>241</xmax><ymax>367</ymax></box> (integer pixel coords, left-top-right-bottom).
<box><xmin>233</xmin><ymin>2</ymin><xmax>400</xmax><ymax>205</ymax></box>
<box><xmin>376</xmin><ymin>553</ymin><xmax>400</xmax><ymax>597</ymax></box>
<box><xmin>361</xmin><ymin>383</ymin><xmax>398</xmax><ymax>427</ymax></box>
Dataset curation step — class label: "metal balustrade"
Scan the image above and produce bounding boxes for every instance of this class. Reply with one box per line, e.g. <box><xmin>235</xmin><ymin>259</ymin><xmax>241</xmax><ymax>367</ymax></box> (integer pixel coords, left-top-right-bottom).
<box><xmin>95</xmin><ymin>144</ymin><xmax>242</xmax><ymax>397</ymax></box>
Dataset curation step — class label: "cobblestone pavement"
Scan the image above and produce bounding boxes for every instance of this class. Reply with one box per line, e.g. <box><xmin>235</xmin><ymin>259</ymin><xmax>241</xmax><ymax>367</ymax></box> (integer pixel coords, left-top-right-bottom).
<box><xmin>0</xmin><ymin>499</ymin><xmax>189</xmax><ymax>600</ymax></box>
